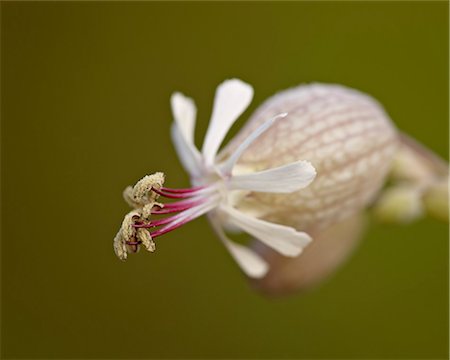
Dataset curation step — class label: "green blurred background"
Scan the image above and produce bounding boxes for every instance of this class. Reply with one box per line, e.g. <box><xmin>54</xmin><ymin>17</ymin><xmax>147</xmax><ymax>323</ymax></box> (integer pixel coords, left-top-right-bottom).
<box><xmin>2</xmin><ymin>2</ymin><xmax>448</xmax><ymax>359</ymax></box>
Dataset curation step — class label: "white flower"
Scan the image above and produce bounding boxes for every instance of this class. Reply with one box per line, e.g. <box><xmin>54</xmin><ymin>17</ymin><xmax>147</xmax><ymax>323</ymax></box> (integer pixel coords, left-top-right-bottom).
<box><xmin>114</xmin><ymin>78</ymin><xmax>448</xmax><ymax>294</ymax></box>
<box><xmin>114</xmin><ymin>79</ymin><xmax>317</xmax><ymax>277</ymax></box>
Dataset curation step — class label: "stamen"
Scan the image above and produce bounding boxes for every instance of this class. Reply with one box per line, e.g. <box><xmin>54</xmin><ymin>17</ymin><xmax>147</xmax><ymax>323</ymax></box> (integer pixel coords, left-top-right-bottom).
<box><xmin>151</xmin><ymin>198</ymin><xmax>206</xmax><ymax>215</ymax></box>
<box><xmin>150</xmin><ymin>219</ymin><xmax>190</xmax><ymax>238</ymax></box>
<box><xmin>135</xmin><ymin>215</ymin><xmax>181</xmax><ymax>228</ymax></box>
<box><xmin>161</xmin><ymin>185</ymin><xmax>206</xmax><ymax>194</ymax></box>
<box><xmin>162</xmin><ymin>198</ymin><xmax>204</xmax><ymax>208</ymax></box>
<box><xmin>151</xmin><ymin>205</ymin><xmax>193</xmax><ymax>215</ymax></box>
<box><xmin>151</xmin><ymin>187</ymin><xmax>193</xmax><ymax>199</ymax></box>
<box><xmin>134</xmin><ymin>197</ymin><xmax>208</xmax><ymax>228</ymax></box>
<box><xmin>115</xmin><ymin>171</ymin><xmax>221</xmax><ymax>261</ymax></box>
<box><xmin>150</xmin><ymin>197</ymin><xmax>219</xmax><ymax>238</ymax></box>
<box><xmin>152</xmin><ymin>184</ymin><xmax>218</xmax><ymax>199</ymax></box>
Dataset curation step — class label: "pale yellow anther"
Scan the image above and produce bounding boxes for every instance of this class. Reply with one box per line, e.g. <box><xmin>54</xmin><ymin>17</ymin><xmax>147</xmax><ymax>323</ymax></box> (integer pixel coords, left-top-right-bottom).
<box><xmin>132</xmin><ymin>172</ymin><xmax>165</xmax><ymax>206</ymax></box>
<box><xmin>113</xmin><ymin>229</ymin><xmax>128</xmax><ymax>261</ymax></box>
<box><xmin>121</xmin><ymin>210</ymin><xmax>141</xmax><ymax>240</ymax></box>
<box><xmin>123</xmin><ymin>186</ymin><xmax>139</xmax><ymax>208</ymax></box>
<box><xmin>114</xmin><ymin>172</ymin><xmax>165</xmax><ymax>260</ymax></box>
<box><xmin>124</xmin><ymin>185</ymin><xmax>164</xmax><ymax>219</ymax></box>
<box><xmin>137</xmin><ymin>228</ymin><xmax>156</xmax><ymax>252</ymax></box>
<box><xmin>142</xmin><ymin>201</ymin><xmax>163</xmax><ymax>219</ymax></box>
<box><xmin>113</xmin><ymin>210</ymin><xmax>155</xmax><ymax>261</ymax></box>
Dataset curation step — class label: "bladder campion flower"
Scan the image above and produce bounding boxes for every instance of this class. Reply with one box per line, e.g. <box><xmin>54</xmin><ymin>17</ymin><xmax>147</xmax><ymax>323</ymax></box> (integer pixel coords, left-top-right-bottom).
<box><xmin>114</xmin><ymin>79</ymin><xmax>448</xmax><ymax>294</ymax></box>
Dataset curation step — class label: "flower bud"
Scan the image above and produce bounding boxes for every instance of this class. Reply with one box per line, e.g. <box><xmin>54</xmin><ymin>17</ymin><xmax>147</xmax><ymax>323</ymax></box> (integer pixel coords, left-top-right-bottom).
<box><xmin>423</xmin><ymin>178</ymin><xmax>449</xmax><ymax>222</ymax></box>
<box><xmin>373</xmin><ymin>185</ymin><xmax>423</xmax><ymax>223</ymax></box>
<box><xmin>376</xmin><ymin>134</ymin><xmax>448</xmax><ymax>224</ymax></box>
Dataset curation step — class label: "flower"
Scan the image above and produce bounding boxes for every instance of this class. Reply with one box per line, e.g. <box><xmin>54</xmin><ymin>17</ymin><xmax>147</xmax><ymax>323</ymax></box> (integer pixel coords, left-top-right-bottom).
<box><xmin>114</xmin><ymin>79</ymin><xmax>317</xmax><ymax>277</ymax></box>
<box><xmin>114</xmin><ymin>79</ymin><xmax>448</xmax><ymax>293</ymax></box>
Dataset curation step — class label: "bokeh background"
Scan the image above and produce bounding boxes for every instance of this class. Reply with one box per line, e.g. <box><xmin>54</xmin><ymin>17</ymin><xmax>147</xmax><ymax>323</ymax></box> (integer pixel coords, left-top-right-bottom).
<box><xmin>2</xmin><ymin>2</ymin><xmax>448</xmax><ymax>359</ymax></box>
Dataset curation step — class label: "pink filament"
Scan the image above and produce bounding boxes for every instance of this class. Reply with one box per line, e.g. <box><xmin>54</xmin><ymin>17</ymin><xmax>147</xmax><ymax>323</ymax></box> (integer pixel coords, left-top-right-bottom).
<box><xmin>150</xmin><ymin>217</ymin><xmax>191</xmax><ymax>238</ymax></box>
<box><xmin>161</xmin><ymin>185</ymin><xmax>205</xmax><ymax>194</ymax></box>
<box><xmin>151</xmin><ymin>199</ymin><xmax>205</xmax><ymax>215</ymax></box>
<box><xmin>131</xmin><ymin>185</ymin><xmax>208</xmax><ymax>235</ymax></box>
<box><xmin>133</xmin><ymin>215</ymin><xmax>179</xmax><ymax>229</ymax></box>
<box><xmin>151</xmin><ymin>187</ymin><xmax>189</xmax><ymax>199</ymax></box>
<box><xmin>162</xmin><ymin>198</ymin><xmax>204</xmax><ymax>208</ymax></box>
<box><xmin>151</xmin><ymin>206</ymin><xmax>191</xmax><ymax>215</ymax></box>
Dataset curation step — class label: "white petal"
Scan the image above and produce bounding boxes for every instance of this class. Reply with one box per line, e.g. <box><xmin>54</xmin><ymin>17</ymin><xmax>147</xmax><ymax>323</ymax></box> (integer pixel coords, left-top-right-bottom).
<box><xmin>219</xmin><ymin>113</ymin><xmax>287</xmax><ymax>175</ymax></box>
<box><xmin>208</xmin><ymin>214</ymin><xmax>268</xmax><ymax>278</ymax></box>
<box><xmin>229</xmin><ymin>160</ymin><xmax>316</xmax><ymax>193</ymax></box>
<box><xmin>221</xmin><ymin>205</ymin><xmax>312</xmax><ymax>257</ymax></box>
<box><xmin>170</xmin><ymin>92</ymin><xmax>197</xmax><ymax>143</ymax></box>
<box><xmin>201</xmin><ymin>79</ymin><xmax>253</xmax><ymax>166</ymax></box>
<box><xmin>171</xmin><ymin>123</ymin><xmax>202</xmax><ymax>177</ymax></box>
<box><xmin>222</xmin><ymin>235</ymin><xmax>269</xmax><ymax>278</ymax></box>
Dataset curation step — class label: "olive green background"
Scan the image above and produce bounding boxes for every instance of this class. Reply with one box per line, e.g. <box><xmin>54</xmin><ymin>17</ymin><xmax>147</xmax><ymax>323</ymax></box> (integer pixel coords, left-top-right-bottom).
<box><xmin>1</xmin><ymin>2</ymin><xmax>448</xmax><ymax>359</ymax></box>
